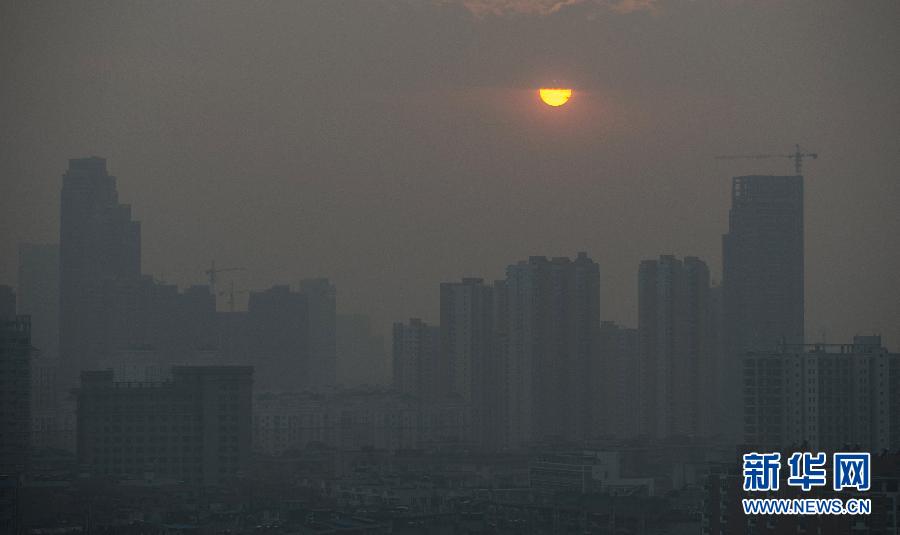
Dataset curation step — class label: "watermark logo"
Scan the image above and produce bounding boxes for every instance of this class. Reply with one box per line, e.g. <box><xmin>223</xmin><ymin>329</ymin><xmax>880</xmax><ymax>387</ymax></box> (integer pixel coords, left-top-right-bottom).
<box><xmin>786</xmin><ymin>452</ymin><xmax>827</xmax><ymax>491</ymax></box>
<box><xmin>833</xmin><ymin>453</ymin><xmax>870</xmax><ymax>492</ymax></box>
<box><xmin>741</xmin><ymin>451</ymin><xmax>872</xmax><ymax>515</ymax></box>
<box><xmin>742</xmin><ymin>452</ymin><xmax>781</xmax><ymax>492</ymax></box>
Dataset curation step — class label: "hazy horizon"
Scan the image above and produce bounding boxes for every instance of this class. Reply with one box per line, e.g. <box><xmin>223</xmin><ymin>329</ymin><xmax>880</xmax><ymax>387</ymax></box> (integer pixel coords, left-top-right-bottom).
<box><xmin>2</xmin><ymin>0</ymin><xmax>898</xmax><ymax>348</ymax></box>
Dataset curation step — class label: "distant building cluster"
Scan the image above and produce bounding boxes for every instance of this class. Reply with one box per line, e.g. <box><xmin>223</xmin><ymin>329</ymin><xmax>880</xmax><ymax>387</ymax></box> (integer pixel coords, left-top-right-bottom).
<box><xmin>2</xmin><ymin>155</ymin><xmax>899</xmax><ymax>526</ymax></box>
<box><xmin>383</xmin><ymin>171</ymin><xmax>900</xmax><ymax>457</ymax></box>
<box><xmin>2</xmin><ymin>158</ymin><xmax>391</xmax><ymax>477</ymax></box>
<box><xmin>393</xmin><ymin>255</ymin><xmax>603</xmax><ymax>450</ymax></box>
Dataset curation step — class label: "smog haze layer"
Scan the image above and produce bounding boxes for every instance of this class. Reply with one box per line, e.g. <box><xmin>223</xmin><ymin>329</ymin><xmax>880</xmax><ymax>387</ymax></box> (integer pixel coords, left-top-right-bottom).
<box><xmin>1</xmin><ymin>0</ymin><xmax>898</xmax><ymax>346</ymax></box>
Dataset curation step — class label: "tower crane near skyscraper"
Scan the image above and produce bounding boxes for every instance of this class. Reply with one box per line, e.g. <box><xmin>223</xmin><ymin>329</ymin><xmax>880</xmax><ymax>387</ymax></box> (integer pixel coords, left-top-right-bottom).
<box><xmin>715</xmin><ymin>144</ymin><xmax>818</xmax><ymax>175</ymax></box>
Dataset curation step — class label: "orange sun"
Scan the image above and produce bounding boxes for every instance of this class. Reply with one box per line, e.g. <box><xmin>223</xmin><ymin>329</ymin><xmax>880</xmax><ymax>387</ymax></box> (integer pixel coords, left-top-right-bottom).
<box><xmin>539</xmin><ymin>88</ymin><xmax>572</xmax><ymax>107</ymax></box>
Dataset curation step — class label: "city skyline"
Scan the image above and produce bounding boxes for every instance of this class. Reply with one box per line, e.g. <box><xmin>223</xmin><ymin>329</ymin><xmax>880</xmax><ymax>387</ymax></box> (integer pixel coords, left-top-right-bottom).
<box><xmin>2</xmin><ymin>1</ymin><xmax>898</xmax><ymax>350</ymax></box>
<box><xmin>8</xmin><ymin>154</ymin><xmax>894</xmax><ymax>352</ymax></box>
<box><xmin>3</xmin><ymin>2</ymin><xmax>900</xmax><ymax>532</ymax></box>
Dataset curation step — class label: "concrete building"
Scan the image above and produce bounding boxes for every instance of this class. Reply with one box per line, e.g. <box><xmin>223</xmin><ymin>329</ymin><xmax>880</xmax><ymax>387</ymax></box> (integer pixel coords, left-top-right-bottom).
<box><xmin>638</xmin><ymin>255</ymin><xmax>713</xmax><ymax>438</ymax></box>
<box><xmin>723</xmin><ymin>175</ymin><xmax>804</xmax><ymax>440</ymax></box>
<box><xmin>503</xmin><ymin>253</ymin><xmax>600</xmax><ymax>448</ymax></box>
<box><xmin>392</xmin><ymin>318</ymin><xmax>441</xmax><ymax>400</ymax></box>
<box><xmin>76</xmin><ymin>366</ymin><xmax>253</xmax><ymax>486</ymax></box>
<box><xmin>59</xmin><ymin>157</ymin><xmax>141</xmax><ymax>388</ymax></box>
<box><xmin>742</xmin><ymin>335</ymin><xmax>899</xmax><ymax>451</ymax></box>
<box><xmin>1</xmin><ymin>298</ymin><xmax>31</xmax><ymax>475</ymax></box>
<box><xmin>440</xmin><ymin>278</ymin><xmax>498</xmax><ymax>449</ymax></box>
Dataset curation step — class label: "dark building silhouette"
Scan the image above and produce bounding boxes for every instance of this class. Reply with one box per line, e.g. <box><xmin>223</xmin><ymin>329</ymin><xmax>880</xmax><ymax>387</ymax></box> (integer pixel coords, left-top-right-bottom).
<box><xmin>0</xmin><ymin>288</ymin><xmax>31</xmax><ymax>475</ymax></box>
<box><xmin>392</xmin><ymin>318</ymin><xmax>440</xmax><ymax>400</ymax></box>
<box><xmin>440</xmin><ymin>277</ymin><xmax>497</xmax><ymax>449</ymax></box>
<box><xmin>298</xmin><ymin>278</ymin><xmax>337</xmax><ymax>389</ymax></box>
<box><xmin>595</xmin><ymin>321</ymin><xmax>639</xmax><ymax>439</ymax></box>
<box><xmin>100</xmin><ymin>276</ymin><xmax>156</xmax><ymax>355</ymax></box>
<box><xmin>245</xmin><ymin>285</ymin><xmax>308</xmax><ymax>391</ymax></box>
<box><xmin>336</xmin><ymin>313</ymin><xmax>388</xmax><ymax>387</ymax></box>
<box><xmin>17</xmin><ymin>244</ymin><xmax>59</xmax><ymax>360</ymax></box>
<box><xmin>707</xmin><ymin>283</ymin><xmax>725</xmax><ymax>436</ymax></box>
<box><xmin>502</xmin><ymin>253</ymin><xmax>600</xmax><ymax>448</ymax></box>
<box><xmin>76</xmin><ymin>366</ymin><xmax>253</xmax><ymax>486</ymax></box>
<box><xmin>722</xmin><ymin>175</ymin><xmax>803</xmax><ymax>439</ymax></box>
<box><xmin>150</xmin><ymin>283</ymin><xmax>217</xmax><ymax>362</ymax></box>
<box><xmin>17</xmin><ymin>244</ymin><xmax>66</xmax><ymax>451</ymax></box>
<box><xmin>59</xmin><ymin>157</ymin><xmax>141</xmax><ymax>387</ymax></box>
<box><xmin>723</xmin><ymin>175</ymin><xmax>804</xmax><ymax>350</ymax></box>
<box><xmin>638</xmin><ymin>255</ymin><xmax>713</xmax><ymax>438</ymax></box>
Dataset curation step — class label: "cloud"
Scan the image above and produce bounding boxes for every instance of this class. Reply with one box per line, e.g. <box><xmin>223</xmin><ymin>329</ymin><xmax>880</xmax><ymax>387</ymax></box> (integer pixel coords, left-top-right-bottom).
<box><xmin>448</xmin><ymin>0</ymin><xmax>660</xmax><ymax>17</ymax></box>
<box><xmin>607</xmin><ymin>0</ymin><xmax>660</xmax><ymax>14</ymax></box>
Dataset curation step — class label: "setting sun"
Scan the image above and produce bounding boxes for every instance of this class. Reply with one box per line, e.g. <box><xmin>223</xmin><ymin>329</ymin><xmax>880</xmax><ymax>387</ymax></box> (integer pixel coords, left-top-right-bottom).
<box><xmin>539</xmin><ymin>88</ymin><xmax>572</xmax><ymax>107</ymax></box>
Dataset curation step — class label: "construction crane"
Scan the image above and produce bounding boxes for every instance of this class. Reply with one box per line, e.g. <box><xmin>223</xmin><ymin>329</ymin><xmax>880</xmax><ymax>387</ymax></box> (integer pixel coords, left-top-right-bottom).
<box><xmin>715</xmin><ymin>144</ymin><xmax>818</xmax><ymax>175</ymax></box>
<box><xmin>204</xmin><ymin>260</ymin><xmax>245</xmax><ymax>297</ymax></box>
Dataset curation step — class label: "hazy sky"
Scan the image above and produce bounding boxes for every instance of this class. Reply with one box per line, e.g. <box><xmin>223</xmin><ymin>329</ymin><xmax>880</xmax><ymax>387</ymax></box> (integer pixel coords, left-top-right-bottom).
<box><xmin>2</xmin><ymin>0</ymin><xmax>898</xmax><ymax>347</ymax></box>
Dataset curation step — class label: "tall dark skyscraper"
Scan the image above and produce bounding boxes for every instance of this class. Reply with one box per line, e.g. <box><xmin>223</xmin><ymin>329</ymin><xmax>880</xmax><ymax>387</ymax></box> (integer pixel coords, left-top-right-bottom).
<box><xmin>638</xmin><ymin>255</ymin><xmax>712</xmax><ymax>438</ymax></box>
<box><xmin>59</xmin><ymin>157</ymin><xmax>141</xmax><ymax>386</ymax></box>
<box><xmin>440</xmin><ymin>278</ymin><xmax>497</xmax><ymax>449</ymax></box>
<box><xmin>722</xmin><ymin>175</ymin><xmax>804</xmax><ymax>439</ymax></box>
<box><xmin>503</xmin><ymin>253</ymin><xmax>600</xmax><ymax>448</ymax></box>
<box><xmin>723</xmin><ymin>175</ymin><xmax>804</xmax><ymax>352</ymax></box>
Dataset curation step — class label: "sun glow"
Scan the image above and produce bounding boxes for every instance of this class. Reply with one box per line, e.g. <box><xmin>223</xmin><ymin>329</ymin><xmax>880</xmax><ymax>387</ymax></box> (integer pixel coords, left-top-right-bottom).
<box><xmin>539</xmin><ymin>88</ymin><xmax>572</xmax><ymax>107</ymax></box>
